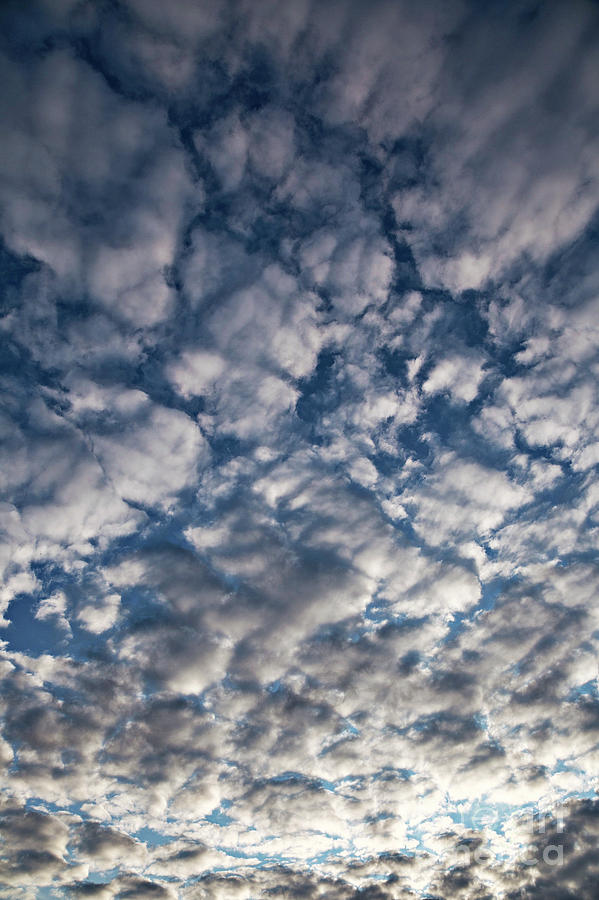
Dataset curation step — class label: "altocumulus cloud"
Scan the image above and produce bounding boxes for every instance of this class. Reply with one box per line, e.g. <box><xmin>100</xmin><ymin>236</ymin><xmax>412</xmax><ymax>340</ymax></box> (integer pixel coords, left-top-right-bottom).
<box><xmin>1</xmin><ymin>0</ymin><xmax>599</xmax><ymax>897</ymax></box>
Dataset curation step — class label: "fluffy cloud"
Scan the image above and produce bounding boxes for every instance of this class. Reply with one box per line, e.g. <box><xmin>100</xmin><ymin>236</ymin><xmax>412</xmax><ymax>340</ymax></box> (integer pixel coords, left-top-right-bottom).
<box><xmin>1</xmin><ymin>0</ymin><xmax>598</xmax><ymax>897</ymax></box>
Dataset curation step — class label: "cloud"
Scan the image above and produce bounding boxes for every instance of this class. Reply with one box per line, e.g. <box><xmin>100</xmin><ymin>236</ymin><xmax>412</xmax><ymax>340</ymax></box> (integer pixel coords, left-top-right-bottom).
<box><xmin>0</xmin><ymin>48</ymin><xmax>192</xmax><ymax>326</ymax></box>
<box><xmin>167</xmin><ymin>351</ymin><xmax>227</xmax><ymax>399</ymax></box>
<box><xmin>35</xmin><ymin>590</ymin><xmax>71</xmax><ymax>635</ymax></box>
<box><xmin>1</xmin><ymin>0</ymin><xmax>598</xmax><ymax>897</ymax></box>
<box><xmin>422</xmin><ymin>355</ymin><xmax>486</xmax><ymax>404</ymax></box>
<box><xmin>392</xmin><ymin>1</ymin><xmax>599</xmax><ymax>293</ymax></box>
<box><xmin>91</xmin><ymin>403</ymin><xmax>209</xmax><ymax>511</ymax></box>
<box><xmin>76</xmin><ymin>593</ymin><xmax>121</xmax><ymax>635</ymax></box>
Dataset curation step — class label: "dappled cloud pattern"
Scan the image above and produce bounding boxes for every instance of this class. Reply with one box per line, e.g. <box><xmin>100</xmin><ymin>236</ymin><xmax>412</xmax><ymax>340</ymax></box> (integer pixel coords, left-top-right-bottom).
<box><xmin>1</xmin><ymin>0</ymin><xmax>599</xmax><ymax>897</ymax></box>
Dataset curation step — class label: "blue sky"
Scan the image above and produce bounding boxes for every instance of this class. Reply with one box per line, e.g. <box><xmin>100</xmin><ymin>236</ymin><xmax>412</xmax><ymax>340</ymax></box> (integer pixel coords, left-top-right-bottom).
<box><xmin>1</xmin><ymin>0</ymin><xmax>599</xmax><ymax>897</ymax></box>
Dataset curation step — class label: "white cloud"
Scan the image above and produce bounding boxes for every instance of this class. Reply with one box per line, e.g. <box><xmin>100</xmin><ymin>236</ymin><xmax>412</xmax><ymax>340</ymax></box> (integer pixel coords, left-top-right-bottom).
<box><xmin>0</xmin><ymin>48</ymin><xmax>192</xmax><ymax>327</ymax></box>
<box><xmin>35</xmin><ymin>591</ymin><xmax>70</xmax><ymax>633</ymax></box>
<box><xmin>422</xmin><ymin>355</ymin><xmax>486</xmax><ymax>403</ymax></box>
<box><xmin>167</xmin><ymin>350</ymin><xmax>227</xmax><ymax>399</ymax></box>
<box><xmin>409</xmin><ymin>451</ymin><xmax>531</xmax><ymax>547</ymax></box>
<box><xmin>392</xmin><ymin>2</ymin><xmax>599</xmax><ymax>292</ymax></box>
<box><xmin>76</xmin><ymin>593</ymin><xmax>121</xmax><ymax>634</ymax></box>
<box><xmin>0</xmin><ymin>569</ymin><xmax>40</xmax><ymax>626</ymax></box>
<box><xmin>92</xmin><ymin>405</ymin><xmax>208</xmax><ymax>510</ymax></box>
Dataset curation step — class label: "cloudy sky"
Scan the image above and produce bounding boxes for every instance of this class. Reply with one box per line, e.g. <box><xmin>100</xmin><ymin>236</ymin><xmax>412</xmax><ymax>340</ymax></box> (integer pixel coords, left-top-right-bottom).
<box><xmin>1</xmin><ymin>0</ymin><xmax>599</xmax><ymax>897</ymax></box>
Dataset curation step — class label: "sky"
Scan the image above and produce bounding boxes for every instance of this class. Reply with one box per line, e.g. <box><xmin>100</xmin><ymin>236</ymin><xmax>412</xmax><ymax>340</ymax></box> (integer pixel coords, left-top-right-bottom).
<box><xmin>1</xmin><ymin>0</ymin><xmax>599</xmax><ymax>897</ymax></box>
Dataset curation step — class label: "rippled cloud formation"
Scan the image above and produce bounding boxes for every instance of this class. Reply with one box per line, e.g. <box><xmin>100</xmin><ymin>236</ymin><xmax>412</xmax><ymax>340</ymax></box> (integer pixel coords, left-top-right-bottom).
<box><xmin>1</xmin><ymin>0</ymin><xmax>599</xmax><ymax>897</ymax></box>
